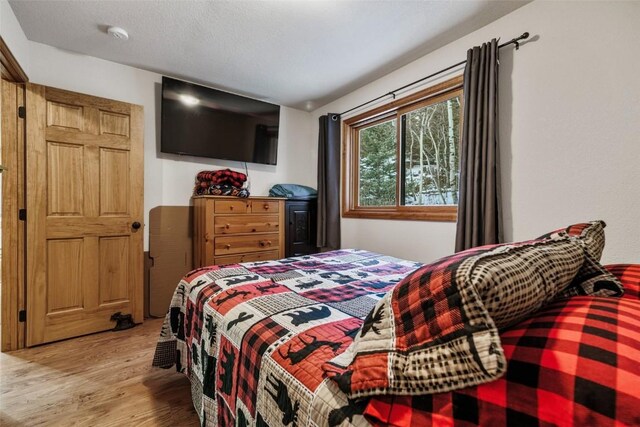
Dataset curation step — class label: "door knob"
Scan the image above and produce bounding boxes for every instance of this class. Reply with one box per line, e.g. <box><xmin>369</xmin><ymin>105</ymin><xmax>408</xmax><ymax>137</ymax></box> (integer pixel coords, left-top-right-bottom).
<box><xmin>132</xmin><ymin>221</ymin><xmax>141</xmax><ymax>230</ymax></box>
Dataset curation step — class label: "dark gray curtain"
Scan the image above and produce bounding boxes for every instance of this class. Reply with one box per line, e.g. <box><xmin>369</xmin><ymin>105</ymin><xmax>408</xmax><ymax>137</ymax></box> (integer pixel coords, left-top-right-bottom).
<box><xmin>317</xmin><ymin>114</ymin><xmax>341</xmax><ymax>250</ymax></box>
<box><xmin>455</xmin><ymin>39</ymin><xmax>503</xmax><ymax>252</ymax></box>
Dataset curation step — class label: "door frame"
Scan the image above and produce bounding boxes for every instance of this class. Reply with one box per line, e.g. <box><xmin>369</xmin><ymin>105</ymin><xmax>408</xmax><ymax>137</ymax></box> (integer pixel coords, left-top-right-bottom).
<box><xmin>1</xmin><ymin>36</ymin><xmax>28</xmax><ymax>83</ymax></box>
<box><xmin>1</xmin><ymin>36</ymin><xmax>28</xmax><ymax>351</ymax></box>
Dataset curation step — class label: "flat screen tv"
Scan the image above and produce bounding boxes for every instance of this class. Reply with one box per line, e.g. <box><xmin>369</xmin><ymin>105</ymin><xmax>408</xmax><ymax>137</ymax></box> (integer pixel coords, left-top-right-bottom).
<box><xmin>161</xmin><ymin>76</ymin><xmax>280</xmax><ymax>165</ymax></box>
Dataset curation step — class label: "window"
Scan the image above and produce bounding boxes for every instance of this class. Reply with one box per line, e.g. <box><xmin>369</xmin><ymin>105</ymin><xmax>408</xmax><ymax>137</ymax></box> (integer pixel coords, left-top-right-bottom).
<box><xmin>342</xmin><ymin>75</ymin><xmax>463</xmax><ymax>221</ymax></box>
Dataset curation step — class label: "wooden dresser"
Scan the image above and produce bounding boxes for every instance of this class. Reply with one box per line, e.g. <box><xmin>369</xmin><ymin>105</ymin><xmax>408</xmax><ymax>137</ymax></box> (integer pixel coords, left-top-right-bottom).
<box><xmin>192</xmin><ymin>196</ymin><xmax>286</xmax><ymax>268</ymax></box>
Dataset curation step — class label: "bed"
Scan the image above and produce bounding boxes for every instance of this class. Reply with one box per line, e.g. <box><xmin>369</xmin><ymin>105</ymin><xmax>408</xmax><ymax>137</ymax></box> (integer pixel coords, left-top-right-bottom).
<box><xmin>153</xmin><ymin>249</ymin><xmax>420</xmax><ymax>426</ymax></box>
<box><xmin>153</xmin><ymin>224</ymin><xmax>640</xmax><ymax>426</ymax></box>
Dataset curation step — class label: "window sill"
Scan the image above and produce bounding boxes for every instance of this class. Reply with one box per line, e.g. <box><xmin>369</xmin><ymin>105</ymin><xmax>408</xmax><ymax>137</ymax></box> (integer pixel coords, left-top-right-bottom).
<box><xmin>342</xmin><ymin>206</ymin><xmax>457</xmax><ymax>222</ymax></box>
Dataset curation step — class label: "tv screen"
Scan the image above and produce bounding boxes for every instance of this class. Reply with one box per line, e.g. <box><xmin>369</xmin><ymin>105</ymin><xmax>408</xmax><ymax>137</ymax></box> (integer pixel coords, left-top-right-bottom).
<box><xmin>161</xmin><ymin>76</ymin><xmax>280</xmax><ymax>165</ymax></box>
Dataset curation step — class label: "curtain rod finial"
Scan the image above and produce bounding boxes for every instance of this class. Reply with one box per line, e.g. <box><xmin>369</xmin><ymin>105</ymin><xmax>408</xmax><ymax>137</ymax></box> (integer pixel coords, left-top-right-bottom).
<box><xmin>513</xmin><ymin>32</ymin><xmax>529</xmax><ymax>50</ymax></box>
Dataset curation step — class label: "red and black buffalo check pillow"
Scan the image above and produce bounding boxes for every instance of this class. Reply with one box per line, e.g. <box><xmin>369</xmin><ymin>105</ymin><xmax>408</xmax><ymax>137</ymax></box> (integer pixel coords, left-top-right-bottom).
<box><xmin>323</xmin><ymin>238</ymin><xmax>587</xmax><ymax>398</ymax></box>
<box><xmin>538</xmin><ymin>221</ymin><xmax>624</xmax><ymax>299</ymax></box>
<box><xmin>364</xmin><ymin>264</ymin><xmax>640</xmax><ymax>427</ymax></box>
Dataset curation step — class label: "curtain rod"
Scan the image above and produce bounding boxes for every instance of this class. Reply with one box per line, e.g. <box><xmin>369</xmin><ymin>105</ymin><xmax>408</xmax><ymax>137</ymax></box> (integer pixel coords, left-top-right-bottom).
<box><xmin>336</xmin><ymin>32</ymin><xmax>530</xmax><ymax>118</ymax></box>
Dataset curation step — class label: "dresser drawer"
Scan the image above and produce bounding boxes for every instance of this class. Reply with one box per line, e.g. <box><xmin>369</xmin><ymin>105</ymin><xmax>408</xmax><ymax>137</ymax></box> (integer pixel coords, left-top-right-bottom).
<box><xmin>250</xmin><ymin>200</ymin><xmax>279</xmax><ymax>214</ymax></box>
<box><xmin>214</xmin><ymin>215</ymin><xmax>279</xmax><ymax>235</ymax></box>
<box><xmin>214</xmin><ymin>250</ymin><xmax>280</xmax><ymax>265</ymax></box>
<box><xmin>193</xmin><ymin>197</ymin><xmax>285</xmax><ymax>268</ymax></box>
<box><xmin>215</xmin><ymin>200</ymin><xmax>249</xmax><ymax>214</ymax></box>
<box><xmin>214</xmin><ymin>233</ymin><xmax>280</xmax><ymax>256</ymax></box>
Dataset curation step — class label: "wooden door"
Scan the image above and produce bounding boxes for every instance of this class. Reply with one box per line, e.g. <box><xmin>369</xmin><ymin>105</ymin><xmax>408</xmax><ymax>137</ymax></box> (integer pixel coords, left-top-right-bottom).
<box><xmin>26</xmin><ymin>84</ymin><xmax>144</xmax><ymax>346</ymax></box>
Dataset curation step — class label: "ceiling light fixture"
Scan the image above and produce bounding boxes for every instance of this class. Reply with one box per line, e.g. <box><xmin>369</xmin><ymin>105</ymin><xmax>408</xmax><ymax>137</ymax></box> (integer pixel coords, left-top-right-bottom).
<box><xmin>179</xmin><ymin>94</ymin><xmax>200</xmax><ymax>106</ymax></box>
<box><xmin>107</xmin><ymin>26</ymin><xmax>129</xmax><ymax>40</ymax></box>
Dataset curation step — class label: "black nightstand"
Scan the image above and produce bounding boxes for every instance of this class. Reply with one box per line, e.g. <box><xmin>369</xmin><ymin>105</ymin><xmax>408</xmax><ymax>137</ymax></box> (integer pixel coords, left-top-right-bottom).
<box><xmin>285</xmin><ymin>198</ymin><xmax>318</xmax><ymax>257</ymax></box>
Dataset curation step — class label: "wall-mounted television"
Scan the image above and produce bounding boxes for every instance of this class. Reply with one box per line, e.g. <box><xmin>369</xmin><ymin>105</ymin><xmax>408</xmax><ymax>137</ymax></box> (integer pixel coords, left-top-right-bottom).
<box><xmin>161</xmin><ymin>76</ymin><xmax>280</xmax><ymax>165</ymax></box>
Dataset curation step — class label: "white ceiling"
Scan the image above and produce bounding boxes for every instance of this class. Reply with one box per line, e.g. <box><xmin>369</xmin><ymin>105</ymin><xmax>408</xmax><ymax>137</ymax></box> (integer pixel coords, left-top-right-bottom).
<box><xmin>9</xmin><ymin>0</ymin><xmax>528</xmax><ymax>111</ymax></box>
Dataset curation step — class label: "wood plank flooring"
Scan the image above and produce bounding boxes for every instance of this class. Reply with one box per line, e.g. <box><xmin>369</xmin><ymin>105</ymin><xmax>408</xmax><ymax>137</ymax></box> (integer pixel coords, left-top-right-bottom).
<box><xmin>0</xmin><ymin>318</ymin><xmax>200</xmax><ymax>426</ymax></box>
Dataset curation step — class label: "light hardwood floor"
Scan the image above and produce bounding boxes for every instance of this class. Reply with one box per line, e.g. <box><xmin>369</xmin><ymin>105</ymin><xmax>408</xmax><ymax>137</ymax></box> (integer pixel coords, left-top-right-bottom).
<box><xmin>0</xmin><ymin>318</ymin><xmax>200</xmax><ymax>426</ymax></box>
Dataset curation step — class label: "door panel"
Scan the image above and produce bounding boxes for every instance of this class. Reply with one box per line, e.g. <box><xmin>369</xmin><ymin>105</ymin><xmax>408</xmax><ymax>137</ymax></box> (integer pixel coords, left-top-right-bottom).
<box><xmin>47</xmin><ymin>239</ymin><xmax>84</xmax><ymax>313</ymax></box>
<box><xmin>26</xmin><ymin>83</ymin><xmax>143</xmax><ymax>346</ymax></box>
<box><xmin>46</xmin><ymin>101</ymin><xmax>84</xmax><ymax>131</ymax></box>
<box><xmin>100</xmin><ymin>148</ymin><xmax>130</xmax><ymax>215</ymax></box>
<box><xmin>99</xmin><ymin>110</ymin><xmax>130</xmax><ymax>137</ymax></box>
<box><xmin>47</xmin><ymin>142</ymin><xmax>84</xmax><ymax>215</ymax></box>
<box><xmin>99</xmin><ymin>236</ymin><xmax>130</xmax><ymax>305</ymax></box>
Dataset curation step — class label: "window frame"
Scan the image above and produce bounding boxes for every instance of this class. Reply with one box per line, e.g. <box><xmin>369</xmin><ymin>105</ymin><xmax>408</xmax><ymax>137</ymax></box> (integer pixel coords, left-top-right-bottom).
<box><xmin>342</xmin><ymin>75</ymin><xmax>464</xmax><ymax>221</ymax></box>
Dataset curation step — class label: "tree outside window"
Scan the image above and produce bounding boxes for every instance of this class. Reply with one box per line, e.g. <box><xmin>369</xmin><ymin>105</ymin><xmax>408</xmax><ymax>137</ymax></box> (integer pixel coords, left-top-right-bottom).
<box><xmin>358</xmin><ymin>119</ymin><xmax>396</xmax><ymax>206</ymax></box>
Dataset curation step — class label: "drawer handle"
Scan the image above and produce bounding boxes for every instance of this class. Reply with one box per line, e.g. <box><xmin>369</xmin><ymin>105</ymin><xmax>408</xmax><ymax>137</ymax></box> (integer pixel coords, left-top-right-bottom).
<box><xmin>259</xmin><ymin>240</ymin><xmax>272</xmax><ymax>247</ymax></box>
<box><xmin>229</xmin><ymin>206</ymin><xmax>233</xmax><ymax>210</ymax></box>
<box><xmin>225</xmin><ymin>223</ymin><xmax>230</xmax><ymax>229</ymax></box>
<box><xmin>263</xmin><ymin>204</ymin><xmax>270</xmax><ymax>210</ymax></box>
<box><xmin>225</xmin><ymin>244</ymin><xmax>231</xmax><ymax>250</ymax></box>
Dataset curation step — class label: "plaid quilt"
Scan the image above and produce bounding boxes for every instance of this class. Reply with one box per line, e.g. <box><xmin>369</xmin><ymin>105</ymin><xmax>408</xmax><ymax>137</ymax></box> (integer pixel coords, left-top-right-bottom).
<box><xmin>364</xmin><ymin>264</ymin><xmax>640</xmax><ymax>427</ymax></box>
<box><xmin>152</xmin><ymin>249</ymin><xmax>422</xmax><ymax>426</ymax></box>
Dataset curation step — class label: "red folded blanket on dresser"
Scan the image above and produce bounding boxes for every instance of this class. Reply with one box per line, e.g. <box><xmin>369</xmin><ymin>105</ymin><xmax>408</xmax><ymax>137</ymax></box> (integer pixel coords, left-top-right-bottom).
<box><xmin>197</xmin><ymin>169</ymin><xmax>247</xmax><ymax>188</ymax></box>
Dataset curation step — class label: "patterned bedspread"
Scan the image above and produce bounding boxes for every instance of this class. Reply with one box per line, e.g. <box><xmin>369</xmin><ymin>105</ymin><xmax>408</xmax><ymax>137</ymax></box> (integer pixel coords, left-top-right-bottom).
<box><xmin>152</xmin><ymin>249</ymin><xmax>421</xmax><ymax>426</ymax></box>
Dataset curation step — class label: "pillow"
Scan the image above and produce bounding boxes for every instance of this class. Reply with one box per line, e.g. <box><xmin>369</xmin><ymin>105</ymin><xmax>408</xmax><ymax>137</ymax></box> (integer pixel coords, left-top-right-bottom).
<box><xmin>558</xmin><ymin>253</ymin><xmax>624</xmax><ymax>298</ymax></box>
<box><xmin>364</xmin><ymin>286</ymin><xmax>640</xmax><ymax>427</ymax></box>
<box><xmin>538</xmin><ymin>220</ymin><xmax>605</xmax><ymax>260</ymax></box>
<box><xmin>322</xmin><ymin>238</ymin><xmax>586</xmax><ymax>398</ymax></box>
<box><xmin>538</xmin><ymin>221</ymin><xmax>623</xmax><ymax>299</ymax></box>
<box><xmin>607</xmin><ymin>264</ymin><xmax>640</xmax><ymax>300</ymax></box>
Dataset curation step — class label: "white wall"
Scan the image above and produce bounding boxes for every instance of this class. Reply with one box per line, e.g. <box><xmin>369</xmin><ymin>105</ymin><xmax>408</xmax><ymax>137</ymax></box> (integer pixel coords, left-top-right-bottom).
<box><xmin>24</xmin><ymin>41</ymin><xmax>315</xmax><ymax>250</ymax></box>
<box><xmin>312</xmin><ymin>0</ymin><xmax>640</xmax><ymax>264</ymax></box>
<box><xmin>1</xmin><ymin>0</ymin><xmax>316</xmax><ymax>250</ymax></box>
<box><xmin>1</xmin><ymin>0</ymin><xmax>30</xmax><ymax>75</ymax></box>
<box><xmin>4</xmin><ymin>0</ymin><xmax>640</xmax><ymax>264</ymax></box>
